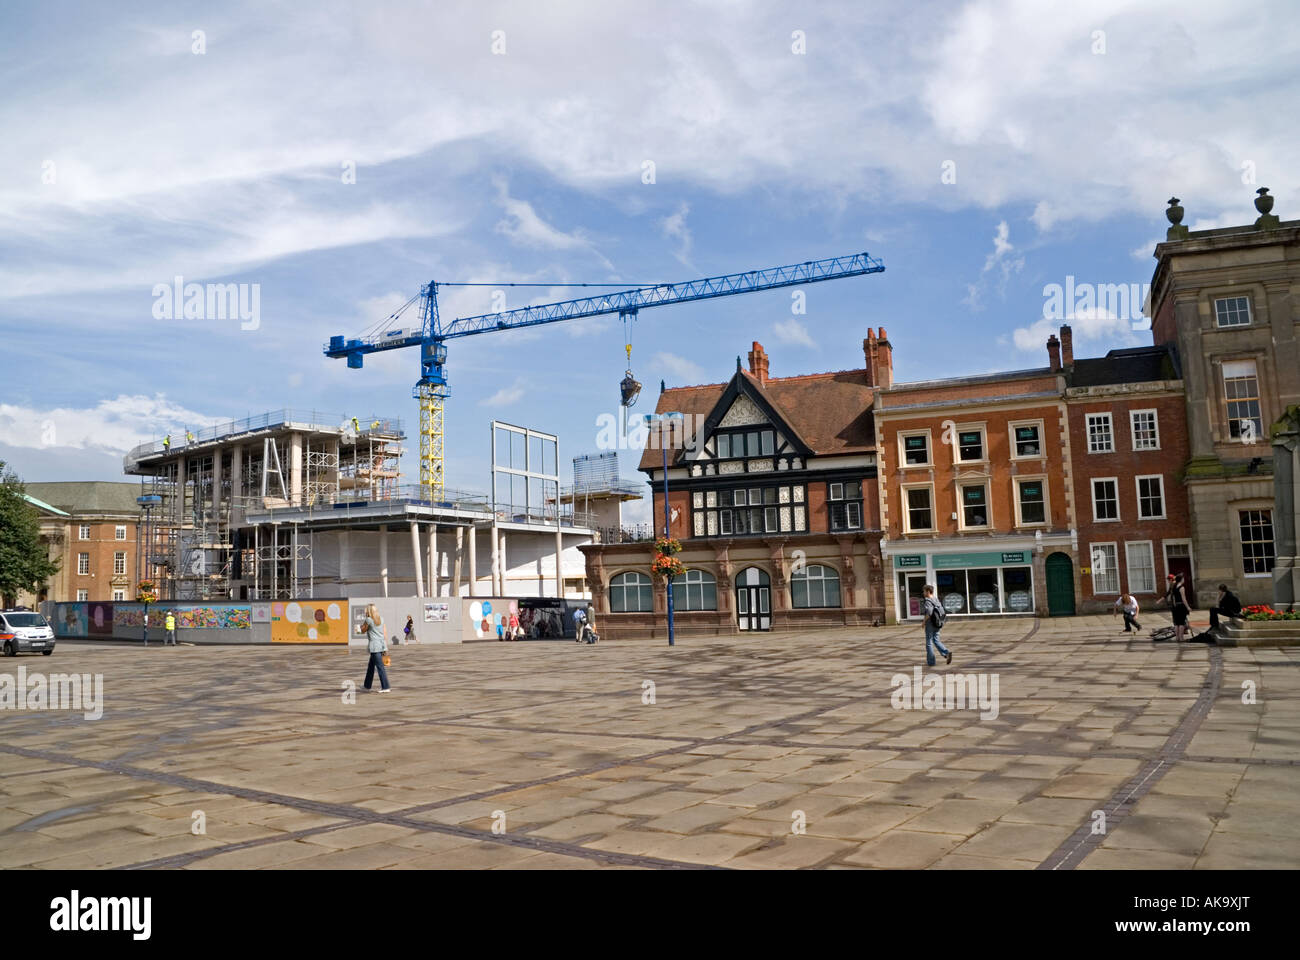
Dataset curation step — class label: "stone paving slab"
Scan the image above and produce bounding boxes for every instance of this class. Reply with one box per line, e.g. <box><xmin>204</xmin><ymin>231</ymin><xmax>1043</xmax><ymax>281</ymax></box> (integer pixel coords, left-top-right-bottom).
<box><xmin>1</xmin><ymin>614</ymin><xmax>1297</xmax><ymax>869</ymax></box>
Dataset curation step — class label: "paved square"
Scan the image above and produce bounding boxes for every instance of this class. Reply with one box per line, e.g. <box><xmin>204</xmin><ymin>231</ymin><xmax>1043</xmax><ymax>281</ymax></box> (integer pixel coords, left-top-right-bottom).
<box><xmin>2</xmin><ymin>613</ymin><xmax>1297</xmax><ymax>869</ymax></box>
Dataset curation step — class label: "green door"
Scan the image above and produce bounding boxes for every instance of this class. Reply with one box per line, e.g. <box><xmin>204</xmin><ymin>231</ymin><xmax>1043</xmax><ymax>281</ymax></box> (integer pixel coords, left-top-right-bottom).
<box><xmin>1045</xmin><ymin>552</ymin><xmax>1075</xmax><ymax>616</ymax></box>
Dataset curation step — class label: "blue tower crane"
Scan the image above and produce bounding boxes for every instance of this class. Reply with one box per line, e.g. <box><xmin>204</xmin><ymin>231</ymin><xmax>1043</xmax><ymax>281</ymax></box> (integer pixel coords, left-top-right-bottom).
<box><xmin>325</xmin><ymin>251</ymin><xmax>885</xmax><ymax>502</ymax></box>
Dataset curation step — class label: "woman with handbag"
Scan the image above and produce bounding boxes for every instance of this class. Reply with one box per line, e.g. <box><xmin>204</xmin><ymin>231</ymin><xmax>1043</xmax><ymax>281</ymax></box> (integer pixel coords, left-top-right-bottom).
<box><xmin>359</xmin><ymin>604</ymin><xmax>392</xmax><ymax>693</ymax></box>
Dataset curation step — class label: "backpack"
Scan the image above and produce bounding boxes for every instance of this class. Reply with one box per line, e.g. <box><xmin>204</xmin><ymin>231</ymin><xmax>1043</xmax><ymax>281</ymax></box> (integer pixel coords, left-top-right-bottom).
<box><xmin>927</xmin><ymin>599</ymin><xmax>947</xmax><ymax>628</ymax></box>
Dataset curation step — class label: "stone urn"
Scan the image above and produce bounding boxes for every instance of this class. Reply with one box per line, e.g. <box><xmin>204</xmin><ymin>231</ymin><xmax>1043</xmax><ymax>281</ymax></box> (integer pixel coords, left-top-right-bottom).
<box><xmin>1255</xmin><ymin>187</ymin><xmax>1274</xmax><ymax>216</ymax></box>
<box><xmin>1166</xmin><ymin>197</ymin><xmax>1184</xmax><ymax>225</ymax></box>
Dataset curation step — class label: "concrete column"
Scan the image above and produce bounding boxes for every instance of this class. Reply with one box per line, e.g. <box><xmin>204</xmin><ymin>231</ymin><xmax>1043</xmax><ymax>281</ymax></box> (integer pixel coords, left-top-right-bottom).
<box><xmin>498</xmin><ymin>531</ymin><xmax>507</xmax><ymax>595</ymax></box>
<box><xmin>1273</xmin><ymin>428</ymin><xmax>1299</xmax><ymax>610</ymax></box>
<box><xmin>410</xmin><ymin>521</ymin><xmax>424</xmax><ymax>598</ymax></box>
<box><xmin>467</xmin><ymin>526</ymin><xmax>478</xmax><ymax>596</ymax></box>
<box><xmin>212</xmin><ymin>448</ymin><xmax>223</xmax><ymax>517</ymax></box>
<box><xmin>339</xmin><ymin>530</ymin><xmax>350</xmax><ymax>585</ymax></box>
<box><xmin>454</xmin><ymin>527</ymin><xmax>463</xmax><ymax>596</ymax></box>
<box><xmin>230</xmin><ymin>445</ymin><xmax>243</xmax><ymax>507</ymax></box>
<box><xmin>175</xmin><ymin>455</ymin><xmax>187</xmax><ymax>524</ymax></box>
<box><xmin>289</xmin><ymin>433</ymin><xmax>303</xmax><ymax>506</ymax></box>
<box><xmin>490</xmin><ymin>523</ymin><xmax>499</xmax><ymax>595</ymax></box>
<box><xmin>555</xmin><ymin>529</ymin><xmax>564</xmax><ymax>597</ymax></box>
<box><xmin>379</xmin><ymin>525</ymin><xmax>389</xmax><ymax>597</ymax></box>
<box><xmin>429</xmin><ymin>525</ymin><xmax>438</xmax><ymax>597</ymax></box>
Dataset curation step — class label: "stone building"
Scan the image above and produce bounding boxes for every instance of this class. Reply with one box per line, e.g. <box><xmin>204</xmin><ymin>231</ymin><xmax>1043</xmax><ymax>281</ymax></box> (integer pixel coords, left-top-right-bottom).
<box><xmin>1148</xmin><ymin>189</ymin><xmax>1299</xmax><ymax>606</ymax></box>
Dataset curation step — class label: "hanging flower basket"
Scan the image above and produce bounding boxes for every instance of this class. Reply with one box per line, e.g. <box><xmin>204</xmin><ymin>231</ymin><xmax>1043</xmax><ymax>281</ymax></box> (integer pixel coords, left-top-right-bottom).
<box><xmin>136</xmin><ymin>580</ymin><xmax>158</xmax><ymax>605</ymax></box>
<box><xmin>651</xmin><ymin>552</ymin><xmax>686</xmax><ymax>580</ymax></box>
<box><xmin>654</xmin><ymin>537</ymin><xmax>682</xmax><ymax>556</ymax></box>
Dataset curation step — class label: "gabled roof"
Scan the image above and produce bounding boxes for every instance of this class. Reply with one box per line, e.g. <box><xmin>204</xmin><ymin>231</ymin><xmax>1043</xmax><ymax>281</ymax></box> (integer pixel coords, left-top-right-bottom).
<box><xmin>639</xmin><ymin>366</ymin><xmax>876</xmax><ymax>472</ymax></box>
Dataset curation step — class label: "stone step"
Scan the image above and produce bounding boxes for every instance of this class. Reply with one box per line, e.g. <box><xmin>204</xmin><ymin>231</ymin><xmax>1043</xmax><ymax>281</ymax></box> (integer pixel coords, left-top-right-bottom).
<box><xmin>1216</xmin><ymin>617</ymin><xmax>1300</xmax><ymax>646</ymax></box>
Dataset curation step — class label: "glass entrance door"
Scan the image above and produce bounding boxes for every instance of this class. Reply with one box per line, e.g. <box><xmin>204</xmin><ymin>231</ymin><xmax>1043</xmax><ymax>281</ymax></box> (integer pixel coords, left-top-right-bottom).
<box><xmin>736</xmin><ymin>567</ymin><xmax>771</xmax><ymax>631</ymax></box>
<box><xmin>899</xmin><ymin>573</ymin><xmax>928</xmax><ymax>620</ymax></box>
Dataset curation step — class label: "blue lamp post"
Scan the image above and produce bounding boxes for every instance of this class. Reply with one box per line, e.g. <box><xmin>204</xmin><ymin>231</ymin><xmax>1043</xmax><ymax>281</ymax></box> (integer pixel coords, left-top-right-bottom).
<box><xmin>644</xmin><ymin>412</ymin><xmax>683</xmax><ymax>645</ymax></box>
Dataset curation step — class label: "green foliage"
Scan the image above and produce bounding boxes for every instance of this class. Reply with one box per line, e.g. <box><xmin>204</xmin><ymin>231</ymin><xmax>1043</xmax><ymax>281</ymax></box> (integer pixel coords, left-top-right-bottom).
<box><xmin>0</xmin><ymin>461</ymin><xmax>60</xmax><ymax>605</ymax></box>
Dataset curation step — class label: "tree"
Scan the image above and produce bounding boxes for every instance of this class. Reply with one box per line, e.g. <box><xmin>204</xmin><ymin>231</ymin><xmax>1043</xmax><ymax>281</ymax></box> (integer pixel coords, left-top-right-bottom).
<box><xmin>0</xmin><ymin>460</ymin><xmax>60</xmax><ymax>607</ymax></box>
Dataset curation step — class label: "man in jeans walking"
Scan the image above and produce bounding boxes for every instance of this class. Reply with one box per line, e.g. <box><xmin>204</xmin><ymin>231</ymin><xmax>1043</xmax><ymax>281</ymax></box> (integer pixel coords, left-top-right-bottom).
<box><xmin>922</xmin><ymin>585</ymin><xmax>952</xmax><ymax>667</ymax></box>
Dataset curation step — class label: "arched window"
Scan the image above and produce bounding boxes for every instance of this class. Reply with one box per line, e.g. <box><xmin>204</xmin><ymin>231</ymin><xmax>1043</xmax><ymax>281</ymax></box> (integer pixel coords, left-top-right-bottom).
<box><xmin>671</xmin><ymin>569</ymin><xmax>717</xmax><ymax>611</ymax></box>
<box><xmin>791</xmin><ymin>564</ymin><xmax>841</xmax><ymax>609</ymax></box>
<box><xmin>609</xmin><ymin>571</ymin><xmax>653</xmax><ymax>613</ymax></box>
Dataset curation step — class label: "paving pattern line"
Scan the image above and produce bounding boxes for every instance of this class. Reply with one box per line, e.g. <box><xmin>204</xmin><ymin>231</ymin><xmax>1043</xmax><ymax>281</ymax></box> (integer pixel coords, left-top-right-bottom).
<box><xmin>0</xmin><ymin>743</ymin><xmax>722</xmax><ymax>871</ymax></box>
<box><xmin>1037</xmin><ymin>644</ymin><xmax>1224</xmax><ymax>870</ymax></box>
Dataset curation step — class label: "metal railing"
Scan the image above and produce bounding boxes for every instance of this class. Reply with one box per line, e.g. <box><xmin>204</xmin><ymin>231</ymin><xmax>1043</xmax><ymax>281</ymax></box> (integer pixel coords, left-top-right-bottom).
<box><xmin>124</xmin><ymin>409</ymin><xmax>405</xmax><ymax>467</ymax></box>
<box><xmin>593</xmin><ymin>523</ymin><xmax>655</xmax><ymax>544</ymax></box>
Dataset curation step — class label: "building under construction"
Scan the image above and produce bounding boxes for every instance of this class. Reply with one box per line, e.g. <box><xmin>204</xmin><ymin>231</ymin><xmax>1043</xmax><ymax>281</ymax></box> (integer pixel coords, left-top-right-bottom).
<box><xmin>123</xmin><ymin>409</ymin><xmax>601</xmax><ymax>601</ymax></box>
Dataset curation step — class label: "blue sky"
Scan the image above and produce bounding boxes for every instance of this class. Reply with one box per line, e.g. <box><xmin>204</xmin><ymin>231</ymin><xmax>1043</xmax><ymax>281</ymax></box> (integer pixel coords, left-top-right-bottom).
<box><xmin>2</xmin><ymin>0</ymin><xmax>1296</xmax><ymax>527</ymax></box>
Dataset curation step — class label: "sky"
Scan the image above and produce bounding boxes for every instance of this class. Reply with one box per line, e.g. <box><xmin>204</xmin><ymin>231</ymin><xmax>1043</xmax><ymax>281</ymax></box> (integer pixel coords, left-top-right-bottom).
<box><xmin>1</xmin><ymin>0</ymin><xmax>1296</xmax><ymax>529</ymax></box>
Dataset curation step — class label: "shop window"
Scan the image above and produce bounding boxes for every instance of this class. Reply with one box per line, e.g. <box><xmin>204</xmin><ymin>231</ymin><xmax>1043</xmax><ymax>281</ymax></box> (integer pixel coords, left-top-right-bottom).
<box><xmin>1130</xmin><ymin>410</ymin><xmax>1159</xmax><ymax>450</ymax></box>
<box><xmin>609</xmin><ymin>571</ymin><xmax>653</xmax><ymax>612</ymax></box>
<box><xmin>966</xmin><ymin>568</ymin><xmax>1000</xmax><ymax>613</ymax></box>
<box><xmin>960</xmin><ymin>483</ymin><xmax>989</xmax><ymax>528</ymax></box>
<box><xmin>1214</xmin><ymin>295</ymin><xmax>1251</xmax><ymax>328</ymax></box>
<box><xmin>1002</xmin><ymin>567</ymin><xmax>1033</xmax><ymax>612</ymax></box>
<box><xmin>1087</xmin><ymin>413</ymin><xmax>1114</xmax><ymax>453</ymax></box>
<box><xmin>671</xmin><ymin>569</ymin><xmax>717</xmax><ymax>611</ymax></box>
<box><xmin>904</xmin><ymin>486</ymin><xmax>933</xmax><ymax>532</ymax></box>
<box><xmin>828</xmin><ymin>480</ymin><xmax>863</xmax><ymax>531</ymax></box>
<box><xmin>1092</xmin><ymin>478</ymin><xmax>1119</xmax><ymax>521</ymax></box>
<box><xmin>1016</xmin><ymin>479</ymin><xmax>1046</xmax><ymax>525</ymax></box>
<box><xmin>935</xmin><ymin>570</ymin><xmax>967</xmax><ymax>614</ymax></box>
<box><xmin>1239</xmin><ymin>510</ymin><xmax>1275</xmax><ymax>576</ymax></box>
<box><xmin>791</xmin><ymin>564</ymin><xmax>841</xmax><ymax>609</ymax></box>
<box><xmin>1137</xmin><ymin>476</ymin><xmax>1164</xmax><ymax>519</ymax></box>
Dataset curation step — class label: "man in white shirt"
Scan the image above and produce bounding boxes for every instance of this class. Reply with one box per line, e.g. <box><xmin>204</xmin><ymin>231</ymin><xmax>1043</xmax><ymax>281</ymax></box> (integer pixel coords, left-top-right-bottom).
<box><xmin>1113</xmin><ymin>594</ymin><xmax>1141</xmax><ymax>633</ymax></box>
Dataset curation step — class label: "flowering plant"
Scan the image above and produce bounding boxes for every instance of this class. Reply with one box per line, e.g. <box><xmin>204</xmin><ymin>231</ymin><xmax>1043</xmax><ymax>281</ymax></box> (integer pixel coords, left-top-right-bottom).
<box><xmin>654</xmin><ymin>537</ymin><xmax>682</xmax><ymax>556</ymax></box>
<box><xmin>1243</xmin><ymin>604</ymin><xmax>1300</xmax><ymax>621</ymax></box>
<box><xmin>651</xmin><ymin>552</ymin><xmax>686</xmax><ymax>579</ymax></box>
<box><xmin>136</xmin><ymin>580</ymin><xmax>158</xmax><ymax>604</ymax></box>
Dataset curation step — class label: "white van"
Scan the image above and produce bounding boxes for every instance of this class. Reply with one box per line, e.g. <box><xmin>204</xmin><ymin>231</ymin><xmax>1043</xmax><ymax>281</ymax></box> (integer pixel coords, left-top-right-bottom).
<box><xmin>0</xmin><ymin>610</ymin><xmax>56</xmax><ymax>656</ymax></box>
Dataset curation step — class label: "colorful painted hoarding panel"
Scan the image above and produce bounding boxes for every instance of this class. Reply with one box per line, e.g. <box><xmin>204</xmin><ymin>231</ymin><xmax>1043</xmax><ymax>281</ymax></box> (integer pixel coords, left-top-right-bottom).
<box><xmin>270</xmin><ymin>600</ymin><xmax>347</xmax><ymax>643</ymax></box>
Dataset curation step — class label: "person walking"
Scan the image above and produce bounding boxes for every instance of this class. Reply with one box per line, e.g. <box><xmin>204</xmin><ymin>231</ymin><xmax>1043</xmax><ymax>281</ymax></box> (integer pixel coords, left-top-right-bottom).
<box><xmin>922</xmin><ymin>585</ymin><xmax>951</xmax><ymax>666</ymax></box>
<box><xmin>507</xmin><ymin>611</ymin><xmax>521</xmax><ymax>640</ymax></box>
<box><xmin>359</xmin><ymin>604</ymin><xmax>391</xmax><ymax>692</ymax></box>
<box><xmin>1113</xmin><ymin>594</ymin><xmax>1142</xmax><ymax>633</ymax></box>
<box><xmin>573</xmin><ymin>606</ymin><xmax>588</xmax><ymax>643</ymax></box>
<box><xmin>403</xmin><ymin>615</ymin><xmax>415</xmax><ymax>645</ymax></box>
<box><xmin>164</xmin><ymin>610</ymin><xmax>177</xmax><ymax>646</ymax></box>
<box><xmin>583</xmin><ymin>602</ymin><xmax>597</xmax><ymax>644</ymax></box>
<box><xmin>1208</xmin><ymin>584</ymin><xmax>1243</xmax><ymax>633</ymax></box>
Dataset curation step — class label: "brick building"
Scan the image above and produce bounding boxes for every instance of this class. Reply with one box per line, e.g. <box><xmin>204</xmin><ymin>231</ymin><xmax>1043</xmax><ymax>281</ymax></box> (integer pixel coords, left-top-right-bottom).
<box><xmin>1147</xmin><ymin>190</ymin><xmax>1299</xmax><ymax>606</ymax></box>
<box><xmin>1060</xmin><ymin>330</ymin><xmax>1191</xmax><ymax>613</ymax></box>
<box><xmin>19</xmin><ymin>482</ymin><xmax>143</xmax><ymax>605</ymax></box>
<box><xmin>875</xmin><ymin>358</ymin><xmax>1074</xmax><ymax>622</ymax></box>
<box><xmin>581</xmin><ymin>335</ymin><xmax>892</xmax><ymax>639</ymax></box>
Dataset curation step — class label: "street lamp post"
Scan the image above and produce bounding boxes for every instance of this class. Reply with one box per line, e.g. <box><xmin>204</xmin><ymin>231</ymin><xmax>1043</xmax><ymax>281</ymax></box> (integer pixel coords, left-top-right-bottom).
<box><xmin>646</xmin><ymin>412</ymin><xmax>683</xmax><ymax>646</ymax></box>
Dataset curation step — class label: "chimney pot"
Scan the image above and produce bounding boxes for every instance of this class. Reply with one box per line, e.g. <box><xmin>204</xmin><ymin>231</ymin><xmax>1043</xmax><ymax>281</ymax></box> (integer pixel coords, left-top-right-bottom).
<box><xmin>747</xmin><ymin>341</ymin><xmax>770</xmax><ymax>385</ymax></box>
<box><xmin>1047</xmin><ymin>334</ymin><xmax>1061</xmax><ymax>372</ymax></box>
<box><xmin>1059</xmin><ymin>324</ymin><xmax>1073</xmax><ymax>367</ymax></box>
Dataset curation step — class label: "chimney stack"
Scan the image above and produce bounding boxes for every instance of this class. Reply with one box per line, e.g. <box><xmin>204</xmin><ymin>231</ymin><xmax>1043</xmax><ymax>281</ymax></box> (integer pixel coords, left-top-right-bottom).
<box><xmin>1047</xmin><ymin>334</ymin><xmax>1061</xmax><ymax>372</ymax></box>
<box><xmin>747</xmin><ymin>341</ymin><xmax>769</xmax><ymax>385</ymax></box>
<box><xmin>864</xmin><ymin>327</ymin><xmax>894</xmax><ymax>389</ymax></box>
<box><xmin>1059</xmin><ymin>324</ymin><xmax>1073</xmax><ymax>367</ymax></box>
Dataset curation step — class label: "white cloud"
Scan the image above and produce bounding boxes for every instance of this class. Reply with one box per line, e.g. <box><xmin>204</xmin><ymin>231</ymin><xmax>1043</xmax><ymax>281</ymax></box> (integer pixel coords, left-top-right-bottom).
<box><xmin>492</xmin><ymin>176</ymin><xmax>588</xmax><ymax>251</ymax></box>
<box><xmin>0</xmin><ymin>394</ymin><xmax>220</xmax><ymax>454</ymax></box>
<box><xmin>660</xmin><ymin>202</ymin><xmax>694</xmax><ymax>269</ymax></box>
<box><xmin>652</xmin><ymin>351</ymin><xmax>704</xmax><ymax>383</ymax></box>
<box><xmin>1011</xmin><ymin>309</ymin><xmax>1141</xmax><ymax>353</ymax></box>
<box><xmin>772</xmin><ymin>317</ymin><xmax>817</xmax><ymax>348</ymax></box>
<box><xmin>966</xmin><ymin>219</ymin><xmax>1025</xmax><ymax>310</ymax></box>
<box><xmin>984</xmin><ymin>221</ymin><xmax>1014</xmax><ymax>271</ymax></box>
<box><xmin>480</xmin><ymin>379</ymin><xmax>526</xmax><ymax>407</ymax></box>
